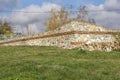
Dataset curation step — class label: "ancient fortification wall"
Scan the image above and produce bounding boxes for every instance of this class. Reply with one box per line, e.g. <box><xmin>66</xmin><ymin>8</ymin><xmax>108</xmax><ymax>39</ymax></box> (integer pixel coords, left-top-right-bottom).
<box><xmin>0</xmin><ymin>21</ymin><xmax>119</xmax><ymax>51</ymax></box>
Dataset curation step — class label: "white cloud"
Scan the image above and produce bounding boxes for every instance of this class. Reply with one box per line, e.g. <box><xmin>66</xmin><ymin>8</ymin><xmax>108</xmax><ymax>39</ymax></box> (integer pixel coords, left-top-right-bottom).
<box><xmin>9</xmin><ymin>3</ymin><xmax>61</xmax><ymax>34</ymax></box>
<box><xmin>87</xmin><ymin>0</ymin><xmax>120</xmax><ymax>29</ymax></box>
<box><xmin>11</xmin><ymin>3</ymin><xmax>61</xmax><ymax>24</ymax></box>
<box><xmin>104</xmin><ymin>0</ymin><xmax>120</xmax><ymax>10</ymax></box>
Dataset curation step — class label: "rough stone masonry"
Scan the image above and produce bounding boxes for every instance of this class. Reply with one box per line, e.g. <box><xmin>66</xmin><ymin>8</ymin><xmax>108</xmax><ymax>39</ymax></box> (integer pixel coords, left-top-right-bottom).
<box><xmin>0</xmin><ymin>21</ymin><xmax>119</xmax><ymax>52</ymax></box>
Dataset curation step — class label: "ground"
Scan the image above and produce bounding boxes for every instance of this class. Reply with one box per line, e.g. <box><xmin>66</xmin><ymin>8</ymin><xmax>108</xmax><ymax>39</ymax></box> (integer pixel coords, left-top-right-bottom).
<box><xmin>0</xmin><ymin>46</ymin><xmax>120</xmax><ymax>80</ymax></box>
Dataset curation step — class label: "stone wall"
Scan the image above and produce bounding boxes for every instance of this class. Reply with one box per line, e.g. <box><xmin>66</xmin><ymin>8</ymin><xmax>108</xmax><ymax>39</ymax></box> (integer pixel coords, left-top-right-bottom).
<box><xmin>0</xmin><ymin>32</ymin><xmax>119</xmax><ymax>52</ymax></box>
<box><xmin>0</xmin><ymin>21</ymin><xmax>119</xmax><ymax>52</ymax></box>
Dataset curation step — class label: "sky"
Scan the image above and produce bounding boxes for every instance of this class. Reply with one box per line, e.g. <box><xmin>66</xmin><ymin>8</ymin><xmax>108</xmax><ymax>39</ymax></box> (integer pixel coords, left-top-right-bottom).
<box><xmin>0</xmin><ymin>0</ymin><xmax>120</xmax><ymax>34</ymax></box>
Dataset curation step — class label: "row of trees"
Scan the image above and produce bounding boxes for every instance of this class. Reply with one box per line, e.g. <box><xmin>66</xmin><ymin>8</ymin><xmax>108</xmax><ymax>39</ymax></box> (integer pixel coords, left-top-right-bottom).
<box><xmin>44</xmin><ymin>6</ymin><xmax>96</xmax><ymax>31</ymax></box>
<box><xmin>0</xmin><ymin>21</ymin><xmax>13</xmax><ymax>34</ymax></box>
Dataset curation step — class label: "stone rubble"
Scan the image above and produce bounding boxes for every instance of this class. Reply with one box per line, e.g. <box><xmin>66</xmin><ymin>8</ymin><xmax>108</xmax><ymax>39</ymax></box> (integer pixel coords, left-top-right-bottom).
<box><xmin>0</xmin><ymin>21</ymin><xmax>119</xmax><ymax>52</ymax></box>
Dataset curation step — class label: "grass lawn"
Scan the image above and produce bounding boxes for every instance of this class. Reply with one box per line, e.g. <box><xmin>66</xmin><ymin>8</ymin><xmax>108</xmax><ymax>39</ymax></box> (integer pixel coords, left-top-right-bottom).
<box><xmin>0</xmin><ymin>46</ymin><xmax>120</xmax><ymax>80</ymax></box>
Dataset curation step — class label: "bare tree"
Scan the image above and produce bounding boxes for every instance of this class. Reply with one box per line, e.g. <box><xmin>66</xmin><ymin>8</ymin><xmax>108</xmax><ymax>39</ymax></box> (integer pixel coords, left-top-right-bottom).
<box><xmin>44</xmin><ymin>5</ymin><xmax>96</xmax><ymax>31</ymax></box>
<box><xmin>44</xmin><ymin>8</ymin><xmax>70</xmax><ymax>31</ymax></box>
<box><xmin>88</xmin><ymin>18</ymin><xmax>96</xmax><ymax>24</ymax></box>
<box><xmin>76</xmin><ymin>6</ymin><xmax>88</xmax><ymax>21</ymax></box>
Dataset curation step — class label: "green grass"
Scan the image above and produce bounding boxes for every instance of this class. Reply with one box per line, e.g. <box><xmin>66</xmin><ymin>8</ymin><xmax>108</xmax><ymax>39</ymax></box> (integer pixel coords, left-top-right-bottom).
<box><xmin>0</xmin><ymin>46</ymin><xmax>120</xmax><ymax>80</ymax></box>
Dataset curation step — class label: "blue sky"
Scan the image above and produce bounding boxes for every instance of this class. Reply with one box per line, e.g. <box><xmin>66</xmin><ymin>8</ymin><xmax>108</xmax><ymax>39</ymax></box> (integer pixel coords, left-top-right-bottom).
<box><xmin>0</xmin><ymin>0</ymin><xmax>120</xmax><ymax>34</ymax></box>
<box><xmin>0</xmin><ymin>0</ymin><xmax>107</xmax><ymax>18</ymax></box>
<box><xmin>19</xmin><ymin>0</ymin><xmax>106</xmax><ymax>9</ymax></box>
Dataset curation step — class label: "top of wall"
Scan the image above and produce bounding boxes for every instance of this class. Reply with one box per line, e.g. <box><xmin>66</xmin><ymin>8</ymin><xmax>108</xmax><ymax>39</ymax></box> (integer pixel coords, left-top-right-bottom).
<box><xmin>57</xmin><ymin>21</ymin><xmax>108</xmax><ymax>32</ymax></box>
<box><xmin>37</xmin><ymin>21</ymin><xmax>109</xmax><ymax>35</ymax></box>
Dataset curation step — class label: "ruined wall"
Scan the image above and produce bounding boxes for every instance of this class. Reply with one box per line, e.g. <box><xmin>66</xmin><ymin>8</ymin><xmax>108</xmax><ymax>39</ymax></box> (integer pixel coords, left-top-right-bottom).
<box><xmin>0</xmin><ymin>21</ymin><xmax>119</xmax><ymax>52</ymax></box>
<box><xmin>0</xmin><ymin>32</ymin><xmax>119</xmax><ymax>52</ymax></box>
